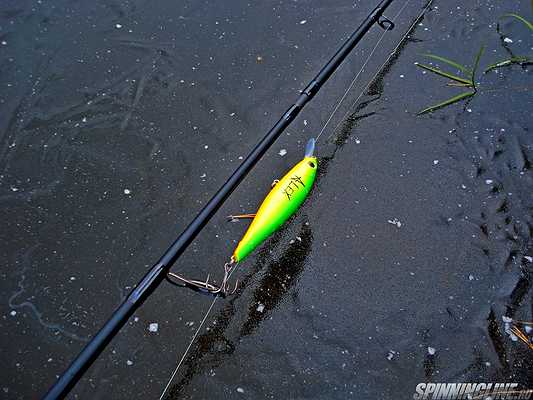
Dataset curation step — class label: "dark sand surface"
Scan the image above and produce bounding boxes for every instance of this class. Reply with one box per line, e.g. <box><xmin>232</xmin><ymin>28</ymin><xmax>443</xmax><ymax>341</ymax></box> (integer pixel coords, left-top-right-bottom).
<box><xmin>1</xmin><ymin>0</ymin><xmax>532</xmax><ymax>399</ymax></box>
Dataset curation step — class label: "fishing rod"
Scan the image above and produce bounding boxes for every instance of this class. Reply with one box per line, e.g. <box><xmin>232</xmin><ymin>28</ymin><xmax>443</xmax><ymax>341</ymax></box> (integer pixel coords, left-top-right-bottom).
<box><xmin>43</xmin><ymin>0</ymin><xmax>395</xmax><ymax>398</ymax></box>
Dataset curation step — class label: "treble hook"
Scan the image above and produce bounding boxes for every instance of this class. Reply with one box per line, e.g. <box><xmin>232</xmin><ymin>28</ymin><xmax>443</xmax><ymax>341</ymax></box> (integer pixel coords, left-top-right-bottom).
<box><xmin>166</xmin><ymin>260</ymin><xmax>239</xmax><ymax>297</ymax></box>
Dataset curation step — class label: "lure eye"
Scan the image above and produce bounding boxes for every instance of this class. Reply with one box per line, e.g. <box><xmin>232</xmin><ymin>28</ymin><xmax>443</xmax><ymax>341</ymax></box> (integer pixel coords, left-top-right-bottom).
<box><xmin>308</xmin><ymin>161</ymin><xmax>316</xmax><ymax>168</ymax></box>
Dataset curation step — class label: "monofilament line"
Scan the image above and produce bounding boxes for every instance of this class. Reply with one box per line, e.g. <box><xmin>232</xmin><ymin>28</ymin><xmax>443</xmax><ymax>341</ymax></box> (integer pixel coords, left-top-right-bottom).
<box><xmin>316</xmin><ymin>0</ymin><xmax>412</xmax><ymax>142</ymax></box>
<box><xmin>324</xmin><ymin>0</ymin><xmax>434</xmax><ymax>143</ymax></box>
<box><xmin>158</xmin><ymin>263</ymin><xmax>240</xmax><ymax>400</ymax></box>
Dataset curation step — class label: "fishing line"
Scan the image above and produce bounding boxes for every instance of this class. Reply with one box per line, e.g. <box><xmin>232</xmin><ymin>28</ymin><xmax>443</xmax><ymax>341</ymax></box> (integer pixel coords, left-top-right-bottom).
<box><xmin>158</xmin><ymin>1</ymin><xmax>432</xmax><ymax>398</ymax></box>
<box><xmin>315</xmin><ymin>0</ymin><xmax>412</xmax><ymax>142</ymax></box>
<box><xmin>158</xmin><ymin>263</ymin><xmax>240</xmax><ymax>400</ymax></box>
<box><xmin>323</xmin><ymin>0</ymin><xmax>434</xmax><ymax>143</ymax></box>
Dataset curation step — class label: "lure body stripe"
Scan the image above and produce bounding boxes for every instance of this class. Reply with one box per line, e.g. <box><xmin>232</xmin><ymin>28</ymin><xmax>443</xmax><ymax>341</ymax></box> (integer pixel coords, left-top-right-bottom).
<box><xmin>232</xmin><ymin>156</ymin><xmax>317</xmax><ymax>262</ymax></box>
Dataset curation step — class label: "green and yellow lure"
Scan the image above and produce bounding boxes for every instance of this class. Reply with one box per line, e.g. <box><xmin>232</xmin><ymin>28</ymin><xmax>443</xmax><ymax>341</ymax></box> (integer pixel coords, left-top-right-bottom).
<box><xmin>232</xmin><ymin>138</ymin><xmax>317</xmax><ymax>262</ymax></box>
<box><xmin>168</xmin><ymin>138</ymin><xmax>317</xmax><ymax>295</ymax></box>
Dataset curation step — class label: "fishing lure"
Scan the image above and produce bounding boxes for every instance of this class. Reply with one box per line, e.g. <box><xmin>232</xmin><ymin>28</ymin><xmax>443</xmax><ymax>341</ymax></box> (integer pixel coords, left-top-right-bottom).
<box><xmin>168</xmin><ymin>138</ymin><xmax>318</xmax><ymax>295</ymax></box>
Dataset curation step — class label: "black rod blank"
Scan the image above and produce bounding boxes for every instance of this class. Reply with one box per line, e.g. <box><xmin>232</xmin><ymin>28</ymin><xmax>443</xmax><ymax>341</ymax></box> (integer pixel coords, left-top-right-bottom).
<box><xmin>43</xmin><ymin>0</ymin><xmax>394</xmax><ymax>398</ymax></box>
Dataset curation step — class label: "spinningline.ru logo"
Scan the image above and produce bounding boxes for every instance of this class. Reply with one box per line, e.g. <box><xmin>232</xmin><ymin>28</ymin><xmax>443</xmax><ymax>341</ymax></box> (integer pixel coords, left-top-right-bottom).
<box><xmin>413</xmin><ymin>383</ymin><xmax>533</xmax><ymax>400</ymax></box>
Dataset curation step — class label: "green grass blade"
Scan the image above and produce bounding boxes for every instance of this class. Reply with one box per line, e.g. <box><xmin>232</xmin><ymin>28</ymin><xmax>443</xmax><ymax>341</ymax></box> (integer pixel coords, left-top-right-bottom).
<box><xmin>470</xmin><ymin>45</ymin><xmax>485</xmax><ymax>87</ymax></box>
<box><xmin>484</xmin><ymin>56</ymin><xmax>533</xmax><ymax>73</ymax></box>
<box><xmin>418</xmin><ymin>91</ymin><xmax>475</xmax><ymax>115</ymax></box>
<box><xmin>500</xmin><ymin>13</ymin><xmax>533</xmax><ymax>31</ymax></box>
<box><xmin>415</xmin><ymin>63</ymin><xmax>473</xmax><ymax>85</ymax></box>
<box><xmin>422</xmin><ymin>53</ymin><xmax>472</xmax><ymax>75</ymax></box>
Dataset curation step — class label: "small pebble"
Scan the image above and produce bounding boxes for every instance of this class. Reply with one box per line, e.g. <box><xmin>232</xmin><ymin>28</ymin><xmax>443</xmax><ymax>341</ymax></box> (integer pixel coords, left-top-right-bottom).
<box><xmin>299</xmin><ymin>20</ymin><xmax>307</xmax><ymax>25</ymax></box>
<box><xmin>256</xmin><ymin>303</ymin><xmax>265</xmax><ymax>313</ymax></box>
<box><xmin>387</xmin><ymin>218</ymin><xmax>402</xmax><ymax>228</ymax></box>
<box><xmin>126</xmin><ymin>360</ymin><xmax>133</xmax><ymax>366</ymax></box>
<box><xmin>124</xmin><ymin>189</ymin><xmax>131</xmax><ymax>195</ymax></box>
<box><xmin>115</xmin><ymin>24</ymin><xmax>123</xmax><ymax>29</ymax></box>
<box><xmin>278</xmin><ymin>149</ymin><xmax>287</xmax><ymax>157</ymax></box>
<box><xmin>237</xmin><ymin>387</ymin><xmax>245</xmax><ymax>393</ymax></box>
<box><xmin>427</xmin><ymin>347</ymin><xmax>436</xmax><ymax>355</ymax></box>
<box><xmin>148</xmin><ymin>323</ymin><xmax>159</xmax><ymax>333</ymax></box>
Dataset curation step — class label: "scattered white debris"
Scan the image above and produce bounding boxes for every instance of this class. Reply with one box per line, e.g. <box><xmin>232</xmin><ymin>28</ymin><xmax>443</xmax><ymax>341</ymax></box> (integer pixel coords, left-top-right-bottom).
<box><xmin>387</xmin><ymin>350</ymin><xmax>396</xmax><ymax>360</ymax></box>
<box><xmin>11</xmin><ymin>187</ymin><xmax>19</xmax><ymax>192</ymax></box>
<box><xmin>186</xmin><ymin>321</ymin><xmax>195</xmax><ymax>327</ymax></box>
<box><xmin>237</xmin><ymin>387</ymin><xmax>245</xmax><ymax>394</ymax></box>
<box><xmin>427</xmin><ymin>346</ymin><xmax>436</xmax><ymax>355</ymax></box>
<box><xmin>10</xmin><ymin>310</ymin><xmax>16</xmax><ymax>317</ymax></box>
<box><xmin>485</xmin><ymin>361</ymin><xmax>491</xmax><ymax>367</ymax></box>
<box><xmin>204</xmin><ymin>145</ymin><xmax>209</xmax><ymax>149</ymax></box>
<box><xmin>148</xmin><ymin>323</ymin><xmax>159</xmax><ymax>333</ymax></box>
<box><xmin>467</xmin><ymin>108</ymin><xmax>472</xmax><ymax>113</ymax></box>
<box><xmin>485</xmin><ymin>179</ymin><xmax>493</xmax><ymax>185</ymax></box>
<box><xmin>299</xmin><ymin>20</ymin><xmax>307</xmax><ymax>25</ymax></box>
<box><xmin>82</xmin><ymin>117</ymin><xmax>87</xmax><ymax>123</ymax></box>
<box><xmin>303</xmin><ymin>119</ymin><xmax>308</xmax><ymax>126</ymax></box>
<box><xmin>134</xmin><ymin>316</ymin><xmax>139</xmax><ymax>322</ymax></box>
<box><xmin>355</xmin><ymin>138</ymin><xmax>361</xmax><ymax>144</ymax></box>
<box><xmin>126</xmin><ymin>360</ymin><xmax>133</xmax><ymax>365</ymax></box>
<box><xmin>468</xmin><ymin>274</ymin><xmax>474</xmax><ymax>281</ymax></box>
<box><xmin>278</xmin><ymin>149</ymin><xmax>287</xmax><ymax>157</ymax></box>
<box><xmin>433</xmin><ymin>160</ymin><xmax>439</xmax><ymax>165</ymax></box>
<box><xmin>230</xmin><ymin>112</ymin><xmax>236</xmax><ymax>116</ymax></box>
<box><xmin>387</xmin><ymin>218</ymin><xmax>402</xmax><ymax>228</ymax></box>
<box><xmin>123</xmin><ymin>188</ymin><xmax>131</xmax><ymax>195</ymax></box>
<box><xmin>115</xmin><ymin>23</ymin><xmax>123</xmax><ymax>29</ymax></box>
<box><xmin>256</xmin><ymin>303</ymin><xmax>265</xmax><ymax>313</ymax></box>
<box><xmin>503</xmin><ymin>37</ymin><xmax>513</xmax><ymax>43</ymax></box>
<box><xmin>70</xmin><ymin>276</ymin><xmax>76</xmax><ymax>281</ymax></box>
<box><xmin>525</xmin><ymin>326</ymin><xmax>532</xmax><ymax>334</ymax></box>
<box><xmin>524</xmin><ymin>256</ymin><xmax>533</xmax><ymax>263</ymax></box>
<box><xmin>1</xmin><ymin>41</ymin><xmax>7</xmax><ymax>46</ymax></box>
<box><xmin>200</xmin><ymin>173</ymin><xmax>207</xmax><ymax>178</ymax></box>
<box><xmin>400</xmin><ymin>74</ymin><xmax>404</xmax><ymax>78</ymax></box>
